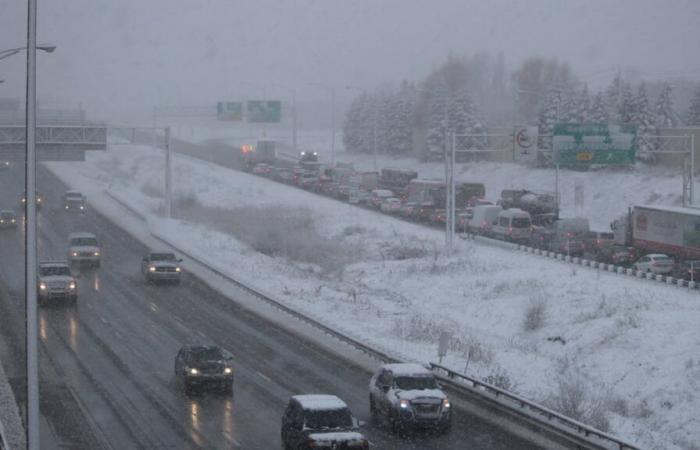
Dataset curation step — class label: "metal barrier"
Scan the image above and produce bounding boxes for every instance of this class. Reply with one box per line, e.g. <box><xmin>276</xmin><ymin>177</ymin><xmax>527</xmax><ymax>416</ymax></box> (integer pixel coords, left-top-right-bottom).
<box><xmin>104</xmin><ymin>188</ymin><xmax>644</xmax><ymax>450</ymax></box>
<box><xmin>430</xmin><ymin>363</ymin><xmax>640</xmax><ymax>450</ymax></box>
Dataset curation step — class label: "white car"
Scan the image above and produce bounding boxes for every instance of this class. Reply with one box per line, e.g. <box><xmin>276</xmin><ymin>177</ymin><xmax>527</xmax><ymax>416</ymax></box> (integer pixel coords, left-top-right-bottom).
<box><xmin>380</xmin><ymin>197</ymin><xmax>402</xmax><ymax>214</ymax></box>
<box><xmin>68</xmin><ymin>232</ymin><xmax>102</xmax><ymax>267</ymax></box>
<box><xmin>633</xmin><ymin>253</ymin><xmax>674</xmax><ymax>274</ymax></box>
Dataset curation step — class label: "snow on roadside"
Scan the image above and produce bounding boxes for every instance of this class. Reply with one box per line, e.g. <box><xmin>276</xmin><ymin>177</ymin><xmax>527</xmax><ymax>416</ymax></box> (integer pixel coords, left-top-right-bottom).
<box><xmin>45</xmin><ymin>145</ymin><xmax>700</xmax><ymax>450</ymax></box>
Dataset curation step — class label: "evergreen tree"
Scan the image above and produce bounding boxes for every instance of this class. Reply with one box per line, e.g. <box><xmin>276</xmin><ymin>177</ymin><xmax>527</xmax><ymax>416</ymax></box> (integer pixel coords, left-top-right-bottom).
<box><xmin>386</xmin><ymin>82</ymin><xmax>415</xmax><ymax>155</ymax></box>
<box><xmin>537</xmin><ymin>89</ymin><xmax>560</xmax><ymax>150</ymax></box>
<box><xmin>618</xmin><ymin>82</ymin><xmax>635</xmax><ymax>124</ymax></box>
<box><xmin>685</xmin><ymin>87</ymin><xmax>700</xmax><ymax>126</ymax></box>
<box><xmin>631</xmin><ymin>83</ymin><xmax>657</xmax><ymax>161</ymax></box>
<box><xmin>590</xmin><ymin>91</ymin><xmax>608</xmax><ymax>123</ymax></box>
<box><xmin>604</xmin><ymin>73</ymin><xmax>623</xmax><ymax>123</ymax></box>
<box><xmin>342</xmin><ymin>93</ymin><xmax>369</xmax><ymax>153</ymax></box>
<box><xmin>654</xmin><ymin>82</ymin><xmax>679</xmax><ymax>128</ymax></box>
<box><xmin>425</xmin><ymin>82</ymin><xmax>449</xmax><ymax>157</ymax></box>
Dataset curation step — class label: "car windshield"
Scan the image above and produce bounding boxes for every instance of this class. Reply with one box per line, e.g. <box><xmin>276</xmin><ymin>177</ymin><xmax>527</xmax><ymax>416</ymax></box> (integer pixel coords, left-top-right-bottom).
<box><xmin>394</xmin><ymin>376</ymin><xmax>438</xmax><ymax>391</ymax></box>
<box><xmin>0</xmin><ymin>212</ymin><xmax>14</xmax><ymax>219</ymax></box>
<box><xmin>512</xmin><ymin>218</ymin><xmax>531</xmax><ymax>228</ymax></box>
<box><xmin>40</xmin><ymin>266</ymin><xmax>71</xmax><ymax>277</ymax></box>
<box><xmin>189</xmin><ymin>347</ymin><xmax>224</xmax><ymax>362</ymax></box>
<box><xmin>150</xmin><ymin>253</ymin><xmax>176</xmax><ymax>261</ymax></box>
<box><xmin>654</xmin><ymin>257</ymin><xmax>673</xmax><ymax>263</ymax></box>
<box><xmin>304</xmin><ymin>408</ymin><xmax>353</xmax><ymax>430</ymax></box>
<box><xmin>71</xmin><ymin>238</ymin><xmax>98</xmax><ymax>246</ymax></box>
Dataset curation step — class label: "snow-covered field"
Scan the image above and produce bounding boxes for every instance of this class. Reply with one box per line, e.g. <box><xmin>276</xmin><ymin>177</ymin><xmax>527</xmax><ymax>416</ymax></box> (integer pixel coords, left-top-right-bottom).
<box><xmin>46</xmin><ymin>145</ymin><xmax>700</xmax><ymax>450</ymax></box>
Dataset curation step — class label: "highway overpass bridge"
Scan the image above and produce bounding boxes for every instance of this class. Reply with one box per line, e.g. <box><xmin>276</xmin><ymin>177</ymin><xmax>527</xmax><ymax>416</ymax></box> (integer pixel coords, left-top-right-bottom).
<box><xmin>0</xmin><ymin>123</ymin><xmax>107</xmax><ymax>161</ymax></box>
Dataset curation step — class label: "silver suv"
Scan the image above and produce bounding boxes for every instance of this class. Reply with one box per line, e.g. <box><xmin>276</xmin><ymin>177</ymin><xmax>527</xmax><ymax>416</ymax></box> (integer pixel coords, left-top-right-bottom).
<box><xmin>369</xmin><ymin>363</ymin><xmax>451</xmax><ymax>433</ymax></box>
<box><xmin>68</xmin><ymin>232</ymin><xmax>101</xmax><ymax>267</ymax></box>
<box><xmin>37</xmin><ymin>261</ymin><xmax>77</xmax><ymax>304</ymax></box>
<box><xmin>142</xmin><ymin>252</ymin><xmax>182</xmax><ymax>284</ymax></box>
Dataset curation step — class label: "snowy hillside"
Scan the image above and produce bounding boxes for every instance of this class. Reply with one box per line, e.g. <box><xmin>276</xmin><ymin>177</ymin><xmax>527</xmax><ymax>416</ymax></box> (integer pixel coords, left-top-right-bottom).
<box><xmin>45</xmin><ymin>145</ymin><xmax>700</xmax><ymax>450</ymax></box>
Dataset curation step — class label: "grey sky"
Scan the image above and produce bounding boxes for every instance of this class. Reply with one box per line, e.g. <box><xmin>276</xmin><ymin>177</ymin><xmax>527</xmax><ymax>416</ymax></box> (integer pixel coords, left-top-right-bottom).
<box><xmin>1</xmin><ymin>0</ymin><xmax>699</xmax><ymax>120</ymax></box>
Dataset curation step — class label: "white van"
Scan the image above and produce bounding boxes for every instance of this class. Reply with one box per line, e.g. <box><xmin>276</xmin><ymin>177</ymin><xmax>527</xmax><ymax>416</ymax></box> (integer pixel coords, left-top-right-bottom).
<box><xmin>468</xmin><ymin>205</ymin><xmax>503</xmax><ymax>235</ymax></box>
<box><xmin>369</xmin><ymin>189</ymin><xmax>394</xmax><ymax>209</ymax></box>
<box><xmin>491</xmin><ymin>208</ymin><xmax>532</xmax><ymax>242</ymax></box>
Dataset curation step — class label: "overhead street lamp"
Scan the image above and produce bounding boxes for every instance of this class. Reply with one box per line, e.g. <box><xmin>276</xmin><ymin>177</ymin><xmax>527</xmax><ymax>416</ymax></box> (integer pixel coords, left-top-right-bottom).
<box><xmin>308</xmin><ymin>82</ymin><xmax>336</xmax><ymax>166</ymax></box>
<box><xmin>20</xmin><ymin>5</ymin><xmax>56</xmax><ymax>449</ymax></box>
<box><xmin>0</xmin><ymin>44</ymin><xmax>55</xmax><ymax>61</ymax></box>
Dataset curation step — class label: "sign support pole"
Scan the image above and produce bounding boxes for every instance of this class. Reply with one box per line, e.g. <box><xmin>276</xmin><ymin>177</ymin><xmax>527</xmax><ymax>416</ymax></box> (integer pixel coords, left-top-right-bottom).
<box><xmin>691</xmin><ymin>134</ymin><xmax>695</xmax><ymax>206</ymax></box>
<box><xmin>25</xmin><ymin>0</ymin><xmax>40</xmax><ymax>448</ymax></box>
<box><xmin>165</xmin><ymin>127</ymin><xmax>172</xmax><ymax>218</ymax></box>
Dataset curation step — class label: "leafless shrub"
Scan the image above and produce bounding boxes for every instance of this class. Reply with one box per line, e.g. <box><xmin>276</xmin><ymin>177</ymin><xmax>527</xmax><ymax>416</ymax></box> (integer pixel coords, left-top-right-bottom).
<box><xmin>630</xmin><ymin>399</ymin><xmax>653</xmax><ymax>419</ymax></box>
<box><xmin>544</xmin><ymin>376</ymin><xmax>611</xmax><ymax>432</ymax></box>
<box><xmin>482</xmin><ymin>367</ymin><xmax>517</xmax><ymax>391</ymax></box>
<box><xmin>341</xmin><ymin>225</ymin><xmax>366</xmax><ymax>237</ymax></box>
<box><xmin>174</xmin><ymin>191</ymin><xmax>200</xmax><ymax>209</ymax></box>
<box><xmin>607</xmin><ymin>396</ymin><xmax>629</xmax><ymax>417</ymax></box>
<box><xmin>174</xmin><ymin>203</ymin><xmax>354</xmax><ymax>276</ymax></box>
<box><xmin>381</xmin><ymin>238</ymin><xmax>429</xmax><ymax>260</ymax></box>
<box><xmin>523</xmin><ymin>297</ymin><xmax>547</xmax><ymax>331</ymax></box>
<box><xmin>140</xmin><ymin>180</ymin><xmax>163</xmax><ymax>198</ymax></box>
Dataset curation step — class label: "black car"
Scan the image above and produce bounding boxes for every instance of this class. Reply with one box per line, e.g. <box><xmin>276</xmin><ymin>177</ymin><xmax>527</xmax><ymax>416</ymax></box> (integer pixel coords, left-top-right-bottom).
<box><xmin>281</xmin><ymin>395</ymin><xmax>368</xmax><ymax>450</ymax></box>
<box><xmin>596</xmin><ymin>244</ymin><xmax>636</xmax><ymax>266</ymax></box>
<box><xmin>63</xmin><ymin>190</ymin><xmax>86</xmax><ymax>213</ymax></box>
<box><xmin>174</xmin><ymin>345</ymin><xmax>234</xmax><ymax>394</ymax></box>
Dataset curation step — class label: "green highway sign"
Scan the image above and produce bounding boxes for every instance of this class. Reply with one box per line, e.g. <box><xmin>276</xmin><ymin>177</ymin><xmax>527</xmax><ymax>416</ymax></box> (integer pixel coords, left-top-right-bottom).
<box><xmin>553</xmin><ymin>123</ymin><xmax>636</xmax><ymax>165</ymax></box>
<box><xmin>217</xmin><ymin>101</ymin><xmax>243</xmax><ymax>121</ymax></box>
<box><xmin>246</xmin><ymin>100</ymin><xmax>282</xmax><ymax>123</ymax></box>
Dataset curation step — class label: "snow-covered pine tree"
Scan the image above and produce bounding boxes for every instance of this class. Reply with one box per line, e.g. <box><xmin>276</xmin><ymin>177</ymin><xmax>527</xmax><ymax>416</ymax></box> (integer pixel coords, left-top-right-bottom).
<box><xmin>342</xmin><ymin>93</ymin><xmax>370</xmax><ymax>153</ymax></box>
<box><xmin>590</xmin><ymin>91</ymin><xmax>608</xmax><ymax>124</ymax></box>
<box><xmin>537</xmin><ymin>89</ymin><xmax>559</xmax><ymax>151</ymax></box>
<box><xmin>654</xmin><ymin>82</ymin><xmax>680</xmax><ymax>128</ymax></box>
<box><xmin>425</xmin><ymin>81</ymin><xmax>449</xmax><ymax>158</ymax></box>
<box><xmin>631</xmin><ymin>83</ymin><xmax>658</xmax><ymax>162</ymax></box>
<box><xmin>386</xmin><ymin>82</ymin><xmax>415</xmax><ymax>155</ymax></box>
<box><xmin>685</xmin><ymin>87</ymin><xmax>700</xmax><ymax>126</ymax></box>
<box><xmin>618</xmin><ymin>82</ymin><xmax>635</xmax><ymax>124</ymax></box>
<box><xmin>604</xmin><ymin>73</ymin><xmax>623</xmax><ymax>123</ymax></box>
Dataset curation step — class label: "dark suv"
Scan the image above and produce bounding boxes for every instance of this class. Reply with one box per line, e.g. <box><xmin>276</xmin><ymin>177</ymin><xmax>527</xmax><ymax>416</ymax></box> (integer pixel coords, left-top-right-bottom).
<box><xmin>281</xmin><ymin>395</ymin><xmax>368</xmax><ymax>450</ymax></box>
<box><xmin>174</xmin><ymin>345</ymin><xmax>234</xmax><ymax>394</ymax></box>
<box><xmin>62</xmin><ymin>190</ymin><xmax>86</xmax><ymax>213</ymax></box>
<box><xmin>369</xmin><ymin>363</ymin><xmax>451</xmax><ymax>433</ymax></box>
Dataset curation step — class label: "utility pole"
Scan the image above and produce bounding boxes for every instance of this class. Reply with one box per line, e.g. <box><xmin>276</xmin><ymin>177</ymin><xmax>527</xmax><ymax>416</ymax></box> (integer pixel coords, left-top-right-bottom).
<box><xmin>25</xmin><ymin>0</ymin><xmax>40</xmax><ymax>448</ymax></box>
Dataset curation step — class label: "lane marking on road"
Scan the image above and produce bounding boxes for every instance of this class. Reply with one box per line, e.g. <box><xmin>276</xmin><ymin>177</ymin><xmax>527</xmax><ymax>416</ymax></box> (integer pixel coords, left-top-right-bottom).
<box><xmin>256</xmin><ymin>371</ymin><xmax>272</xmax><ymax>383</ymax></box>
<box><xmin>149</xmin><ymin>302</ymin><xmax>159</xmax><ymax>312</ymax></box>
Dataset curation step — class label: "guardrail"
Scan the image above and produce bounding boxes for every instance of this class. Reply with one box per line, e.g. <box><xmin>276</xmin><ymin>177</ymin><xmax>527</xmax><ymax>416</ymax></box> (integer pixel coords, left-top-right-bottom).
<box><xmin>516</xmin><ymin>244</ymin><xmax>700</xmax><ymax>291</ymax></box>
<box><xmin>430</xmin><ymin>363</ymin><xmax>640</xmax><ymax>450</ymax></box>
<box><xmin>104</xmin><ymin>188</ymin><xmax>643</xmax><ymax>450</ymax></box>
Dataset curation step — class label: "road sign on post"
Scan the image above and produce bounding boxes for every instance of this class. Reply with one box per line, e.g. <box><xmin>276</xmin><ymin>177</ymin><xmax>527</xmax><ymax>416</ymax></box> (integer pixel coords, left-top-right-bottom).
<box><xmin>513</xmin><ymin>126</ymin><xmax>538</xmax><ymax>163</ymax></box>
<box><xmin>553</xmin><ymin>123</ymin><xmax>636</xmax><ymax>165</ymax></box>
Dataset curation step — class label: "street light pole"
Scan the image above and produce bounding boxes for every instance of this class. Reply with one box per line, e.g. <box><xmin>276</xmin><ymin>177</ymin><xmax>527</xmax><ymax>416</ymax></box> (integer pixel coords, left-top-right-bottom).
<box><xmin>25</xmin><ymin>0</ymin><xmax>40</xmax><ymax>449</ymax></box>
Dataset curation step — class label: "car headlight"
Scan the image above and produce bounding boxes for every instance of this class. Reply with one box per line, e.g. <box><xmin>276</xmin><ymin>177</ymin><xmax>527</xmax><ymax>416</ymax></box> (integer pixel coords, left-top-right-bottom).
<box><xmin>442</xmin><ymin>398</ymin><xmax>451</xmax><ymax>409</ymax></box>
<box><xmin>94</xmin><ymin>251</ymin><xmax>100</xmax><ymax>256</ymax></box>
<box><xmin>79</xmin><ymin>206</ymin><xmax>84</xmax><ymax>210</ymax></box>
<box><xmin>224</xmin><ymin>367</ymin><xmax>232</xmax><ymax>374</ymax></box>
<box><xmin>0</xmin><ymin>220</ymin><xmax>3</xmax><ymax>224</ymax></box>
<box><xmin>175</xmin><ymin>267</ymin><xmax>181</xmax><ymax>273</ymax></box>
<box><xmin>39</xmin><ymin>283</ymin><xmax>46</xmax><ymax>290</ymax></box>
<box><xmin>399</xmin><ymin>399</ymin><xmax>410</xmax><ymax>409</ymax></box>
<box><xmin>68</xmin><ymin>281</ymin><xmax>76</xmax><ymax>290</ymax></box>
<box><xmin>65</xmin><ymin>205</ymin><xmax>69</xmax><ymax>209</ymax></box>
<box><xmin>11</xmin><ymin>219</ymin><xmax>15</xmax><ymax>223</ymax></box>
<box><xmin>37</xmin><ymin>198</ymin><xmax>41</xmax><ymax>203</ymax></box>
<box><xmin>72</xmin><ymin>252</ymin><xmax>78</xmax><ymax>257</ymax></box>
<box><xmin>189</xmin><ymin>368</ymin><xmax>198</xmax><ymax>375</ymax></box>
<box><xmin>149</xmin><ymin>266</ymin><xmax>156</xmax><ymax>272</ymax></box>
